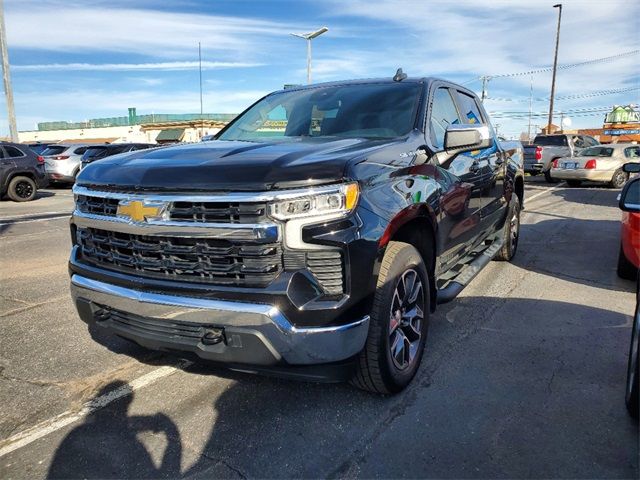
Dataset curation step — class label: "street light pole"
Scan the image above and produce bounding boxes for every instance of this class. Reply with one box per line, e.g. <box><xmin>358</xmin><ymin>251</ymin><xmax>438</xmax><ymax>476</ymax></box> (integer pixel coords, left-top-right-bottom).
<box><xmin>290</xmin><ymin>27</ymin><xmax>328</xmax><ymax>84</ymax></box>
<box><xmin>547</xmin><ymin>3</ymin><xmax>562</xmax><ymax>133</ymax></box>
<box><xmin>0</xmin><ymin>0</ymin><xmax>18</xmax><ymax>142</ymax></box>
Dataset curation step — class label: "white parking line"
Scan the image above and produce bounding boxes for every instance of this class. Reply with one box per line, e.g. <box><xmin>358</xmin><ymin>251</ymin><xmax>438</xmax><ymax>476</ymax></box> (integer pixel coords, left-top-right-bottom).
<box><xmin>0</xmin><ymin>211</ymin><xmax>69</xmax><ymax>220</ymax></box>
<box><xmin>0</xmin><ymin>359</ymin><xmax>192</xmax><ymax>458</ymax></box>
<box><xmin>525</xmin><ymin>182</ymin><xmax>565</xmax><ymax>204</ymax></box>
<box><xmin>0</xmin><ymin>215</ymin><xmax>70</xmax><ymax>226</ymax></box>
<box><xmin>0</xmin><ymin>215</ymin><xmax>70</xmax><ymax>227</ymax></box>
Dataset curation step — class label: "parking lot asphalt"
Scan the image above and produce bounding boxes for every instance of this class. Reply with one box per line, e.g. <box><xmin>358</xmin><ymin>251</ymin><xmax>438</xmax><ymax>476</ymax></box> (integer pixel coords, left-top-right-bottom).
<box><xmin>0</xmin><ymin>179</ymin><xmax>638</xmax><ymax>479</ymax></box>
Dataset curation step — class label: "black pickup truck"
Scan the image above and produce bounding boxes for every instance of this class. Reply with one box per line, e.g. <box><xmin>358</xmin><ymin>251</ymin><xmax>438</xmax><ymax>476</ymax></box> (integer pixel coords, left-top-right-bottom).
<box><xmin>69</xmin><ymin>73</ymin><xmax>524</xmax><ymax>393</ymax></box>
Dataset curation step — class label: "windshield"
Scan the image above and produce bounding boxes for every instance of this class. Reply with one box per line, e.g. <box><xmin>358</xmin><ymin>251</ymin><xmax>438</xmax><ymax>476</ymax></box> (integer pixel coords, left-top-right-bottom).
<box><xmin>218</xmin><ymin>83</ymin><xmax>422</xmax><ymax>142</ymax></box>
<box><xmin>580</xmin><ymin>146</ymin><xmax>613</xmax><ymax>157</ymax></box>
<box><xmin>533</xmin><ymin>135</ymin><xmax>568</xmax><ymax>146</ymax></box>
<box><xmin>41</xmin><ymin>146</ymin><xmax>67</xmax><ymax>156</ymax></box>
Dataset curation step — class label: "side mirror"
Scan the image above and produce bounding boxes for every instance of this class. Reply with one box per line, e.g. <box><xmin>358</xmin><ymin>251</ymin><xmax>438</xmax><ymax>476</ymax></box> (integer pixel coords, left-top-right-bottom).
<box><xmin>438</xmin><ymin>125</ymin><xmax>493</xmax><ymax>167</ymax></box>
<box><xmin>623</xmin><ymin>162</ymin><xmax>640</xmax><ymax>174</ymax></box>
<box><xmin>619</xmin><ymin>177</ymin><xmax>640</xmax><ymax>212</ymax></box>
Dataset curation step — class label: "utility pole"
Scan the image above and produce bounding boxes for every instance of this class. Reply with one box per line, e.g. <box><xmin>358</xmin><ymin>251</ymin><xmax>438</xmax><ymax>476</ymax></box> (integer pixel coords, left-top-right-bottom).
<box><xmin>198</xmin><ymin>42</ymin><xmax>203</xmax><ymax>139</ymax></box>
<box><xmin>547</xmin><ymin>4</ymin><xmax>563</xmax><ymax>133</ymax></box>
<box><xmin>527</xmin><ymin>75</ymin><xmax>533</xmax><ymax>142</ymax></box>
<box><xmin>0</xmin><ymin>0</ymin><xmax>18</xmax><ymax>141</ymax></box>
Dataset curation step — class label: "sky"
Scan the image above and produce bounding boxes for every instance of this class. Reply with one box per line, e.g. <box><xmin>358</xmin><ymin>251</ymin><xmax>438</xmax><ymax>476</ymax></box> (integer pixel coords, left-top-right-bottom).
<box><xmin>1</xmin><ymin>0</ymin><xmax>639</xmax><ymax>139</ymax></box>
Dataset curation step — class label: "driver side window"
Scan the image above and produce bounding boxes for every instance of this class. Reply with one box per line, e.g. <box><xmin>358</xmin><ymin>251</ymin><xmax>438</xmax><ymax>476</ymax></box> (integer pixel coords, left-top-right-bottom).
<box><xmin>429</xmin><ymin>87</ymin><xmax>462</xmax><ymax>149</ymax></box>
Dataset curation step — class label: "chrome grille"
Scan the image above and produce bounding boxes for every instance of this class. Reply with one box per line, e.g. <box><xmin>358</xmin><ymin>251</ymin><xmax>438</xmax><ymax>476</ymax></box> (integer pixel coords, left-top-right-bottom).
<box><xmin>169</xmin><ymin>201</ymin><xmax>268</xmax><ymax>223</ymax></box>
<box><xmin>77</xmin><ymin>227</ymin><xmax>282</xmax><ymax>287</ymax></box>
<box><xmin>75</xmin><ymin>193</ymin><xmax>268</xmax><ymax>224</ymax></box>
<box><xmin>76</xmin><ymin>194</ymin><xmax>120</xmax><ymax>217</ymax></box>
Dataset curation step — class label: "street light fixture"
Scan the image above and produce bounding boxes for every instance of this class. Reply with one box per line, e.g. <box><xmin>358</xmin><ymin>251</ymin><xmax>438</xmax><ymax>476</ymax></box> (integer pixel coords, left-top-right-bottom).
<box><xmin>547</xmin><ymin>3</ymin><xmax>562</xmax><ymax>133</ymax></box>
<box><xmin>290</xmin><ymin>26</ymin><xmax>329</xmax><ymax>84</ymax></box>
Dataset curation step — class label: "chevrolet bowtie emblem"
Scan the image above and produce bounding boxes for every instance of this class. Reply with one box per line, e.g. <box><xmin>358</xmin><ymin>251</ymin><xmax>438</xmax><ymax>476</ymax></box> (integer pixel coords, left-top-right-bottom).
<box><xmin>116</xmin><ymin>200</ymin><xmax>167</xmax><ymax>223</ymax></box>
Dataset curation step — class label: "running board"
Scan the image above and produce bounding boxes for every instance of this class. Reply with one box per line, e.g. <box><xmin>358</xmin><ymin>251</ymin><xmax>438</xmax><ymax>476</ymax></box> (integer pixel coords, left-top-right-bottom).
<box><xmin>436</xmin><ymin>238</ymin><xmax>504</xmax><ymax>304</ymax></box>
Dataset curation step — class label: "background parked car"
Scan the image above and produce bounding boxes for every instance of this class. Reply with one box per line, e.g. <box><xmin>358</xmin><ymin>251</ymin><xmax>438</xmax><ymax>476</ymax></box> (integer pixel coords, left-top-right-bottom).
<box><xmin>523</xmin><ymin>134</ymin><xmax>600</xmax><ymax>182</ymax></box>
<box><xmin>41</xmin><ymin>143</ymin><xmax>94</xmax><ymax>185</ymax></box>
<box><xmin>0</xmin><ymin>141</ymin><xmax>48</xmax><ymax>201</ymax></box>
<box><xmin>25</xmin><ymin>142</ymin><xmax>55</xmax><ymax>155</ymax></box>
<box><xmin>618</xmin><ymin>163</ymin><xmax>640</xmax><ymax>280</ymax></box>
<box><xmin>552</xmin><ymin>144</ymin><xmax>640</xmax><ymax>189</ymax></box>
<box><xmin>80</xmin><ymin>143</ymin><xmax>156</xmax><ymax>169</ymax></box>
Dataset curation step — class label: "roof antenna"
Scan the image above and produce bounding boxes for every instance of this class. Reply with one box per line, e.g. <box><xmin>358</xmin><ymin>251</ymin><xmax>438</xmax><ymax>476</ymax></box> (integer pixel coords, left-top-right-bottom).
<box><xmin>393</xmin><ymin>68</ymin><xmax>407</xmax><ymax>82</ymax></box>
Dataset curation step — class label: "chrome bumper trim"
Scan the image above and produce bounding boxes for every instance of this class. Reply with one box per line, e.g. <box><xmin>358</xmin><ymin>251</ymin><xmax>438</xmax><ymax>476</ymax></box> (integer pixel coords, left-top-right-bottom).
<box><xmin>70</xmin><ymin>274</ymin><xmax>369</xmax><ymax>365</ymax></box>
<box><xmin>71</xmin><ymin>211</ymin><xmax>280</xmax><ymax>241</ymax></box>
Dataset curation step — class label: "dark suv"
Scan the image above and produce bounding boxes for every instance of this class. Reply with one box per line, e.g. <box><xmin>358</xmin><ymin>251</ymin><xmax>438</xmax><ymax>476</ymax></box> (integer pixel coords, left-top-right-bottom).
<box><xmin>80</xmin><ymin>143</ymin><xmax>156</xmax><ymax>169</ymax></box>
<box><xmin>70</xmin><ymin>75</ymin><xmax>524</xmax><ymax>393</ymax></box>
<box><xmin>1</xmin><ymin>142</ymin><xmax>48</xmax><ymax>201</ymax></box>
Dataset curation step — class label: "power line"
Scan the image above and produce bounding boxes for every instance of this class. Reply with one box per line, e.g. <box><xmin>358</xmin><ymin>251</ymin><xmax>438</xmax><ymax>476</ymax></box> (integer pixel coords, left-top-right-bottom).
<box><xmin>462</xmin><ymin>50</ymin><xmax>639</xmax><ymax>85</ymax></box>
<box><xmin>486</xmin><ymin>86</ymin><xmax>640</xmax><ymax>103</ymax></box>
<box><xmin>491</xmin><ymin>50</ymin><xmax>639</xmax><ymax>79</ymax></box>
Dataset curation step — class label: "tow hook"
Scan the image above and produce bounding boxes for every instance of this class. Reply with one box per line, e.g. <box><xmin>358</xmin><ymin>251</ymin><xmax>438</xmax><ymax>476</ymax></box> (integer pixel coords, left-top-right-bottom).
<box><xmin>201</xmin><ymin>328</ymin><xmax>225</xmax><ymax>345</ymax></box>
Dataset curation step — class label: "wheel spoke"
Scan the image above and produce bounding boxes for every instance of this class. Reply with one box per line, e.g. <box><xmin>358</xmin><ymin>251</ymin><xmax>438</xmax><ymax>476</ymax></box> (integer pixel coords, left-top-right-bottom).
<box><xmin>390</xmin><ymin>331</ymin><xmax>406</xmax><ymax>367</ymax></box>
<box><xmin>388</xmin><ymin>267</ymin><xmax>426</xmax><ymax>371</ymax></box>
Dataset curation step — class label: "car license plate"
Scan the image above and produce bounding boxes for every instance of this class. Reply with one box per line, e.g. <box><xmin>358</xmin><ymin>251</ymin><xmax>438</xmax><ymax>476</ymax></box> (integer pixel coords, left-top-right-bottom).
<box><xmin>562</xmin><ymin>162</ymin><xmax>577</xmax><ymax>169</ymax></box>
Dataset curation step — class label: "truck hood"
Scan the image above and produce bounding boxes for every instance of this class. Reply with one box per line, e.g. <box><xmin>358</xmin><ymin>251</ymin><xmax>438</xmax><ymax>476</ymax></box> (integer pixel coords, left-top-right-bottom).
<box><xmin>76</xmin><ymin>137</ymin><xmax>391</xmax><ymax>192</ymax></box>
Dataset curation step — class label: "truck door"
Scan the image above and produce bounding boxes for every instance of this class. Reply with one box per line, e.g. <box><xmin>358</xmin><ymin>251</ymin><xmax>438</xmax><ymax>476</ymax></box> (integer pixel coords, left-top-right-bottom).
<box><xmin>427</xmin><ymin>86</ymin><xmax>485</xmax><ymax>267</ymax></box>
<box><xmin>451</xmin><ymin>89</ymin><xmax>505</xmax><ymax>229</ymax></box>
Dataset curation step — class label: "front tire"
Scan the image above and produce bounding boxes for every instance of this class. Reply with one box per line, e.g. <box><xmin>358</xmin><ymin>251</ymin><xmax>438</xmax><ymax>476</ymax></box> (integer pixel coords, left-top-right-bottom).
<box><xmin>7</xmin><ymin>176</ymin><xmax>37</xmax><ymax>202</ymax></box>
<box><xmin>626</xmin><ymin>305</ymin><xmax>639</xmax><ymax>419</ymax></box>
<box><xmin>545</xmin><ymin>164</ymin><xmax>559</xmax><ymax>183</ymax></box>
<box><xmin>351</xmin><ymin>241</ymin><xmax>430</xmax><ymax>394</ymax></box>
<box><xmin>617</xmin><ymin>245</ymin><xmax>638</xmax><ymax>280</ymax></box>
<box><xmin>494</xmin><ymin>195</ymin><xmax>521</xmax><ymax>262</ymax></box>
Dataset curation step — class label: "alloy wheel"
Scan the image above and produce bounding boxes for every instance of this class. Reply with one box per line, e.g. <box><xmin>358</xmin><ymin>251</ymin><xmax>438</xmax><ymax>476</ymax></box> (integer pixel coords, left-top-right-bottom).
<box><xmin>627</xmin><ymin>318</ymin><xmax>639</xmax><ymax>400</ymax></box>
<box><xmin>15</xmin><ymin>181</ymin><xmax>34</xmax><ymax>199</ymax></box>
<box><xmin>389</xmin><ymin>269</ymin><xmax>424</xmax><ymax>371</ymax></box>
<box><xmin>510</xmin><ymin>203</ymin><xmax>520</xmax><ymax>252</ymax></box>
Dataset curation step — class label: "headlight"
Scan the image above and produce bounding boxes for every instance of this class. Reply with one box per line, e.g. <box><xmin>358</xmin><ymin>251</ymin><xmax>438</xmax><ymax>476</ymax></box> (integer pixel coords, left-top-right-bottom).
<box><xmin>269</xmin><ymin>182</ymin><xmax>359</xmax><ymax>220</ymax></box>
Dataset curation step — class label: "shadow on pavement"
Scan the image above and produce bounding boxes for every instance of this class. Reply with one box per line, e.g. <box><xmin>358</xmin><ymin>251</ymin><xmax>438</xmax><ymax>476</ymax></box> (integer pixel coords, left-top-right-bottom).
<box><xmin>47</xmin><ymin>381</ymin><xmax>182</xmax><ymax>479</ymax></box>
<box><xmin>516</xmin><ymin>215</ymin><xmax>634</xmax><ymax>293</ymax></box>
<box><xmin>49</xmin><ymin>296</ymin><xmax>638</xmax><ymax>479</ymax></box>
<box><xmin>550</xmin><ymin>184</ymin><xmax>621</xmax><ymax>209</ymax></box>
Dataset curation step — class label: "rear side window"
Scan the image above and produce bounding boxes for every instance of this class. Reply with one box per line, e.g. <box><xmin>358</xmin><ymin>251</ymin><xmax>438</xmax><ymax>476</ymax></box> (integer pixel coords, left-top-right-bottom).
<box><xmin>625</xmin><ymin>147</ymin><xmax>640</xmax><ymax>158</ymax></box>
<box><xmin>82</xmin><ymin>147</ymin><xmax>108</xmax><ymax>160</ymax></box>
<box><xmin>580</xmin><ymin>146</ymin><xmax>613</xmax><ymax>157</ymax></box>
<box><xmin>42</xmin><ymin>146</ymin><xmax>67</xmax><ymax>156</ymax></box>
<box><xmin>453</xmin><ymin>91</ymin><xmax>484</xmax><ymax>125</ymax></box>
<box><xmin>73</xmin><ymin>147</ymin><xmax>89</xmax><ymax>155</ymax></box>
<box><xmin>533</xmin><ymin>135</ymin><xmax>568</xmax><ymax>146</ymax></box>
<box><xmin>430</xmin><ymin>87</ymin><xmax>462</xmax><ymax>149</ymax></box>
<box><xmin>4</xmin><ymin>146</ymin><xmax>25</xmax><ymax>158</ymax></box>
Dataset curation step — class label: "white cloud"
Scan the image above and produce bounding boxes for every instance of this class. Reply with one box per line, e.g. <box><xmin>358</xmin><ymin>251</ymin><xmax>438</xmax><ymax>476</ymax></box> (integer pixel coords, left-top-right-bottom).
<box><xmin>4</xmin><ymin>1</ymin><xmax>298</xmax><ymax>60</ymax></box>
<box><xmin>12</xmin><ymin>61</ymin><xmax>264</xmax><ymax>72</ymax></box>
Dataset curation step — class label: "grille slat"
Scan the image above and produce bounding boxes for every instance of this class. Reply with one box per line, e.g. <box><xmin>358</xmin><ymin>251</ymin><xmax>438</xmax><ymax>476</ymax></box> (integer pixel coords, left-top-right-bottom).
<box><xmin>78</xmin><ymin>227</ymin><xmax>282</xmax><ymax>287</ymax></box>
<box><xmin>306</xmin><ymin>251</ymin><xmax>344</xmax><ymax>295</ymax></box>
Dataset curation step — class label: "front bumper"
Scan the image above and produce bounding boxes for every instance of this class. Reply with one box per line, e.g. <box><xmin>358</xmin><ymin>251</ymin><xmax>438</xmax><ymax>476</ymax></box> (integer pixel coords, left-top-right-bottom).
<box><xmin>550</xmin><ymin>168</ymin><xmax>614</xmax><ymax>182</ymax></box>
<box><xmin>71</xmin><ymin>274</ymin><xmax>370</xmax><ymax>366</ymax></box>
<box><xmin>524</xmin><ymin>161</ymin><xmax>545</xmax><ymax>173</ymax></box>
